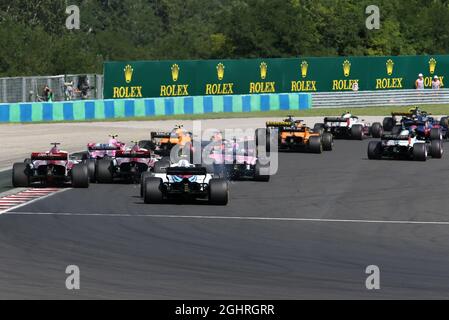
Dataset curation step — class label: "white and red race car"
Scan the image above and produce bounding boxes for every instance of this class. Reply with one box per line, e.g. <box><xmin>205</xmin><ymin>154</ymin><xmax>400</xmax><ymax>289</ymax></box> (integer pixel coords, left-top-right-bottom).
<box><xmin>94</xmin><ymin>141</ymin><xmax>159</xmax><ymax>183</ymax></box>
<box><xmin>314</xmin><ymin>113</ymin><xmax>383</xmax><ymax>140</ymax></box>
<box><xmin>12</xmin><ymin>143</ymin><xmax>89</xmax><ymax>188</ymax></box>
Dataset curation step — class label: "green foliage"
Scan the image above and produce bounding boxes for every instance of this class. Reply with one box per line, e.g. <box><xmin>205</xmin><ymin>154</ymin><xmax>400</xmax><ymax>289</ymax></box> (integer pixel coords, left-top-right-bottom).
<box><xmin>0</xmin><ymin>0</ymin><xmax>447</xmax><ymax>76</ymax></box>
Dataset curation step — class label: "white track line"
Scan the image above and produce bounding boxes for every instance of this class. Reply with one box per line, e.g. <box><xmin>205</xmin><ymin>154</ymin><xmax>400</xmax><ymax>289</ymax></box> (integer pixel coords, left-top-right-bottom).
<box><xmin>0</xmin><ymin>189</ymin><xmax>70</xmax><ymax>215</ymax></box>
<box><xmin>4</xmin><ymin>212</ymin><xmax>449</xmax><ymax>226</ymax></box>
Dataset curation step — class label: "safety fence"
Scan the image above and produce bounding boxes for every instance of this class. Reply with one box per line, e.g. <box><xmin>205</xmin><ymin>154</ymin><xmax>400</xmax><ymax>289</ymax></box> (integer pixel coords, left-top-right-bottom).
<box><xmin>312</xmin><ymin>89</ymin><xmax>449</xmax><ymax>108</ymax></box>
<box><xmin>0</xmin><ymin>92</ymin><xmax>312</xmax><ymax>123</ymax></box>
<box><xmin>0</xmin><ymin>74</ymin><xmax>103</xmax><ymax>103</ymax></box>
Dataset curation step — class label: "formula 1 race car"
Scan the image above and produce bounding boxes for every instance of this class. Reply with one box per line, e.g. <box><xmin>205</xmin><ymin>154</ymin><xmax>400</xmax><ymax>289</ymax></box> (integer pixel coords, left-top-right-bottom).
<box><xmin>381</xmin><ymin>107</ymin><xmax>448</xmax><ymax>138</ymax></box>
<box><xmin>399</xmin><ymin>118</ymin><xmax>444</xmax><ymax>141</ymax></box>
<box><xmin>141</xmin><ymin>159</ymin><xmax>229</xmax><ymax>205</ymax></box>
<box><xmin>382</xmin><ymin>107</ymin><xmax>424</xmax><ymax>131</ymax></box>
<box><xmin>266</xmin><ymin>116</ymin><xmax>333</xmax><ymax>153</ymax></box>
<box><xmin>206</xmin><ymin>136</ymin><xmax>271</xmax><ymax>182</ymax></box>
<box><xmin>84</xmin><ymin>135</ymin><xmax>126</xmax><ymax>181</ymax></box>
<box><xmin>314</xmin><ymin>113</ymin><xmax>383</xmax><ymax>140</ymax></box>
<box><xmin>367</xmin><ymin>129</ymin><xmax>443</xmax><ymax>161</ymax></box>
<box><xmin>146</xmin><ymin>125</ymin><xmax>193</xmax><ymax>157</ymax></box>
<box><xmin>12</xmin><ymin>143</ymin><xmax>89</xmax><ymax>188</ymax></box>
<box><xmin>95</xmin><ymin>141</ymin><xmax>157</xmax><ymax>183</ymax></box>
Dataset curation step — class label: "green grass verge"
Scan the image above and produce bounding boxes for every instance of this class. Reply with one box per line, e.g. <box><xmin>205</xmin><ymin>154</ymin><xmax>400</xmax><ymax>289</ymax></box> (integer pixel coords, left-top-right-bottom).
<box><xmin>3</xmin><ymin>104</ymin><xmax>449</xmax><ymax>125</ymax></box>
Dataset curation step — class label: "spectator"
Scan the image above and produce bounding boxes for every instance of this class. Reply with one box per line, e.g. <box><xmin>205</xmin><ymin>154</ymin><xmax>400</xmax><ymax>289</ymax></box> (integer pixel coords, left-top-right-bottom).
<box><xmin>77</xmin><ymin>75</ymin><xmax>92</xmax><ymax>99</ymax></box>
<box><xmin>64</xmin><ymin>81</ymin><xmax>80</xmax><ymax>100</ymax></box>
<box><xmin>432</xmin><ymin>76</ymin><xmax>441</xmax><ymax>90</ymax></box>
<box><xmin>415</xmin><ymin>73</ymin><xmax>425</xmax><ymax>90</ymax></box>
<box><xmin>42</xmin><ymin>85</ymin><xmax>54</xmax><ymax>102</ymax></box>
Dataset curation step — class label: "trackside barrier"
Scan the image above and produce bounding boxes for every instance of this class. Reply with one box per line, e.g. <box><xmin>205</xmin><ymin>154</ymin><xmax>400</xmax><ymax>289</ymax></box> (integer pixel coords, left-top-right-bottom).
<box><xmin>0</xmin><ymin>93</ymin><xmax>312</xmax><ymax>123</ymax></box>
<box><xmin>312</xmin><ymin>89</ymin><xmax>449</xmax><ymax>108</ymax></box>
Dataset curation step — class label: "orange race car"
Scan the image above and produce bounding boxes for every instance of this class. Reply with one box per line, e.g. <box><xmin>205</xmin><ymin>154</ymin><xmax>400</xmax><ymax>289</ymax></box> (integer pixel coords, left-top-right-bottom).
<box><xmin>147</xmin><ymin>125</ymin><xmax>193</xmax><ymax>157</ymax></box>
<box><xmin>266</xmin><ymin>116</ymin><xmax>333</xmax><ymax>153</ymax></box>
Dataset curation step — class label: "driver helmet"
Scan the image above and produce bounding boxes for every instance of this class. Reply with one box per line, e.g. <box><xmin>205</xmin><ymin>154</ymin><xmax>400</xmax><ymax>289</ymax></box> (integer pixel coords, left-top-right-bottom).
<box><xmin>50</xmin><ymin>146</ymin><xmax>60</xmax><ymax>153</ymax></box>
<box><xmin>177</xmin><ymin>159</ymin><xmax>191</xmax><ymax>167</ymax></box>
<box><xmin>109</xmin><ymin>135</ymin><xmax>119</xmax><ymax>146</ymax></box>
<box><xmin>341</xmin><ymin>112</ymin><xmax>352</xmax><ymax>119</ymax></box>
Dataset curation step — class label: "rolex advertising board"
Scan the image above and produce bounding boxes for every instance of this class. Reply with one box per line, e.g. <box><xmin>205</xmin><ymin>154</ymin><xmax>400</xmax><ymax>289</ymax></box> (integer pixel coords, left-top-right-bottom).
<box><xmin>104</xmin><ymin>55</ymin><xmax>449</xmax><ymax>99</ymax></box>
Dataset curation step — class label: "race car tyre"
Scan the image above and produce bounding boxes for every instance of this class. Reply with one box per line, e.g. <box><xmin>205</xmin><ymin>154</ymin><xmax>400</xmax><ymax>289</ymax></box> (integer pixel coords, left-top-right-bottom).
<box><xmin>308</xmin><ymin>136</ymin><xmax>322</xmax><ymax>154</ymax></box>
<box><xmin>383</xmin><ymin>117</ymin><xmax>395</xmax><ymax>132</ymax></box>
<box><xmin>144</xmin><ymin>178</ymin><xmax>163</xmax><ymax>204</ymax></box>
<box><xmin>413</xmin><ymin>143</ymin><xmax>427</xmax><ymax>161</ymax></box>
<box><xmin>12</xmin><ymin>163</ymin><xmax>30</xmax><ymax>187</ymax></box>
<box><xmin>351</xmin><ymin>124</ymin><xmax>364</xmax><ymax>140</ymax></box>
<box><xmin>95</xmin><ymin>159</ymin><xmax>113</xmax><ymax>183</ymax></box>
<box><xmin>440</xmin><ymin>117</ymin><xmax>449</xmax><ymax>128</ymax></box>
<box><xmin>371</xmin><ymin>123</ymin><xmax>383</xmax><ymax>138</ymax></box>
<box><xmin>322</xmin><ymin>132</ymin><xmax>333</xmax><ymax>151</ymax></box>
<box><xmin>313</xmin><ymin>123</ymin><xmax>325</xmax><ymax>135</ymax></box>
<box><xmin>430</xmin><ymin>140</ymin><xmax>443</xmax><ymax>159</ymax></box>
<box><xmin>367</xmin><ymin>141</ymin><xmax>382</xmax><ymax>160</ymax></box>
<box><xmin>254</xmin><ymin>159</ymin><xmax>270</xmax><ymax>182</ymax></box>
<box><xmin>154</xmin><ymin>160</ymin><xmax>170</xmax><ymax>173</ymax></box>
<box><xmin>85</xmin><ymin>159</ymin><xmax>96</xmax><ymax>183</ymax></box>
<box><xmin>430</xmin><ymin>128</ymin><xmax>442</xmax><ymax>141</ymax></box>
<box><xmin>255</xmin><ymin>128</ymin><xmax>272</xmax><ymax>154</ymax></box>
<box><xmin>209</xmin><ymin>179</ymin><xmax>229</xmax><ymax>205</ymax></box>
<box><xmin>72</xmin><ymin>164</ymin><xmax>89</xmax><ymax>188</ymax></box>
<box><xmin>140</xmin><ymin>171</ymin><xmax>153</xmax><ymax>197</ymax></box>
<box><xmin>80</xmin><ymin>152</ymin><xmax>89</xmax><ymax>161</ymax></box>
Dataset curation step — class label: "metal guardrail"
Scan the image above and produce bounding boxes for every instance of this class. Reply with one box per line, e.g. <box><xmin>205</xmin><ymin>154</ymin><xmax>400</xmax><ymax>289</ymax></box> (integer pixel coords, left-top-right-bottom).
<box><xmin>0</xmin><ymin>74</ymin><xmax>103</xmax><ymax>103</ymax></box>
<box><xmin>311</xmin><ymin>89</ymin><xmax>449</xmax><ymax>108</ymax></box>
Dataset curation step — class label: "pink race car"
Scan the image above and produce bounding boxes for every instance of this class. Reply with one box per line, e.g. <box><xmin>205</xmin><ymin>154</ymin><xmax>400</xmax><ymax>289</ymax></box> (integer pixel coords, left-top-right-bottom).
<box><xmin>85</xmin><ymin>135</ymin><xmax>126</xmax><ymax>181</ymax></box>
<box><xmin>94</xmin><ymin>141</ymin><xmax>159</xmax><ymax>183</ymax></box>
<box><xmin>207</xmin><ymin>137</ymin><xmax>270</xmax><ymax>182</ymax></box>
<box><xmin>12</xmin><ymin>143</ymin><xmax>89</xmax><ymax>188</ymax></box>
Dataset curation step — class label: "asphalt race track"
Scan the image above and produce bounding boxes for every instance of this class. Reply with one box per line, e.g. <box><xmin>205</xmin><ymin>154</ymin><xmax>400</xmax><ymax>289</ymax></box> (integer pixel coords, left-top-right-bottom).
<box><xmin>1</xmin><ymin>139</ymin><xmax>449</xmax><ymax>299</ymax></box>
<box><xmin>0</xmin><ymin>170</ymin><xmax>11</xmax><ymax>195</ymax></box>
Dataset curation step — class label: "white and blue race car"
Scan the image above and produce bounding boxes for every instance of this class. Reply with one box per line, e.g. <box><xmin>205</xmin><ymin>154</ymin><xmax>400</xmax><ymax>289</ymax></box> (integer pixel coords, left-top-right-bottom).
<box><xmin>140</xmin><ymin>159</ymin><xmax>228</xmax><ymax>205</ymax></box>
<box><xmin>368</xmin><ymin>128</ymin><xmax>443</xmax><ymax>161</ymax></box>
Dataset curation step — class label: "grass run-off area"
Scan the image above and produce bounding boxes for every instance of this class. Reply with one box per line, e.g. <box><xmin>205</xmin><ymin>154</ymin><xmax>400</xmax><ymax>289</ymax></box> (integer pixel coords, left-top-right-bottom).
<box><xmin>6</xmin><ymin>104</ymin><xmax>449</xmax><ymax>124</ymax></box>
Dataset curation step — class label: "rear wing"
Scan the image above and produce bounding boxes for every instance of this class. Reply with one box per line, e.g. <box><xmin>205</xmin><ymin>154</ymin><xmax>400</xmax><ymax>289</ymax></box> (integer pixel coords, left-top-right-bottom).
<box><xmin>402</xmin><ymin>120</ymin><xmax>426</xmax><ymax>126</ymax></box>
<box><xmin>391</xmin><ymin>112</ymin><xmax>415</xmax><ymax>117</ymax></box>
<box><xmin>381</xmin><ymin>134</ymin><xmax>410</xmax><ymax>141</ymax></box>
<box><xmin>324</xmin><ymin>117</ymin><xmax>348</xmax><ymax>123</ymax></box>
<box><xmin>88</xmin><ymin>145</ymin><xmax>121</xmax><ymax>151</ymax></box>
<box><xmin>31</xmin><ymin>152</ymin><xmax>68</xmax><ymax>161</ymax></box>
<box><xmin>115</xmin><ymin>151</ymin><xmax>152</xmax><ymax>158</ymax></box>
<box><xmin>151</xmin><ymin>132</ymin><xmax>171</xmax><ymax>139</ymax></box>
<box><xmin>166</xmin><ymin>167</ymin><xmax>207</xmax><ymax>176</ymax></box>
<box><xmin>266</xmin><ymin>121</ymin><xmax>293</xmax><ymax>128</ymax></box>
